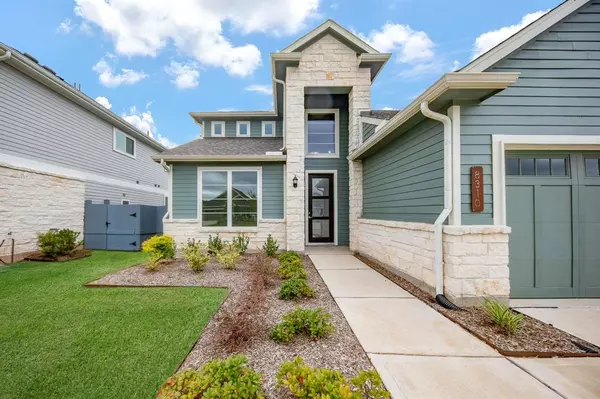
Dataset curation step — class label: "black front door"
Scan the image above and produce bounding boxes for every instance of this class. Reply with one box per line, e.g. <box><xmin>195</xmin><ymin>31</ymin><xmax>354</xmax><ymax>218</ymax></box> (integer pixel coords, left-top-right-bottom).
<box><xmin>308</xmin><ymin>174</ymin><xmax>334</xmax><ymax>243</ymax></box>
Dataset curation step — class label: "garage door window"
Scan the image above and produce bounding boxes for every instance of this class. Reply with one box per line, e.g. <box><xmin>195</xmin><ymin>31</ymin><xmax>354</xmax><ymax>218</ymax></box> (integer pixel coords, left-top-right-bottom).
<box><xmin>506</xmin><ymin>157</ymin><xmax>567</xmax><ymax>177</ymax></box>
<box><xmin>584</xmin><ymin>157</ymin><xmax>600</xmax><ymax>176</ymax></box>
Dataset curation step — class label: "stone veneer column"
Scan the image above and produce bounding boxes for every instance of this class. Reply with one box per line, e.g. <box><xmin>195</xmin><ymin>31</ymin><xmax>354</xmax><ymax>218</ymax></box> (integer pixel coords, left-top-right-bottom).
<box><xmin>348</xmin><ymin>160</ymin><xmax>363</xmax><ymax>251</ymax></box>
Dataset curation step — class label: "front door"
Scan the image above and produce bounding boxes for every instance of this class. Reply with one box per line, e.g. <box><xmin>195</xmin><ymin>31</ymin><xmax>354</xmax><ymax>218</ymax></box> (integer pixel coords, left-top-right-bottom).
<box><xmin>308</xmin><ymin>174</ymin><xmax>334</xmax><ymax>243</ymax></box>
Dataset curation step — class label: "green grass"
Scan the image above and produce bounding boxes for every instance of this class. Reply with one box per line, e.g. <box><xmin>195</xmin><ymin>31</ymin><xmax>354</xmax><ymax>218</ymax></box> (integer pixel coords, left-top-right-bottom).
<box><xmin>0</xmin><ymin>251</ymin><xmax>227</xmax><ymax>398</ymax></box>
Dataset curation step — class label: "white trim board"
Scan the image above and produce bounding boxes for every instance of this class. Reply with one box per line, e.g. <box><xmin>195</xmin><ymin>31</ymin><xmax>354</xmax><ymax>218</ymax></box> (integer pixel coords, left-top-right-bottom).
<box><xmin>304</xmin><ymin>170</ymin><xmax>339</xmax><ymax>246</ymax></box>
<box><xmin>305</xmin><ymin>108</ymin><xmax>340</xmax><ymax>159</ymax></box>
<box><xmin>0</xmin><ymin>152</ymin><xmax>167</xmax><ymax>196</ymax></box>
<box><xmin>492</xmin><ymin>134</ymin><xmax>600</xmax><ymax>225</ymax></box>
<box><xmin>360</xmin><ymin>116</ymin><xmax>385</xmax><ymax>126</ymax></box>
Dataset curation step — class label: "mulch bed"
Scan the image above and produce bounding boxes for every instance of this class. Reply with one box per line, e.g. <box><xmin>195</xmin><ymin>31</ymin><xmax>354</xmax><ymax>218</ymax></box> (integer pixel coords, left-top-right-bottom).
<box><xmin>356</xmin><ymin>254</ymin><xmax>600</xmax><ymax>357</ymax></box>
<box><xmin>25</xmin><ymin>248</ymin><xmax>92</xmax><ymax>262</ymax></box>
<box><xmin>88</xmin><ymin>254</ymin><xmax>374</xmax><ymax>398</ymax></box>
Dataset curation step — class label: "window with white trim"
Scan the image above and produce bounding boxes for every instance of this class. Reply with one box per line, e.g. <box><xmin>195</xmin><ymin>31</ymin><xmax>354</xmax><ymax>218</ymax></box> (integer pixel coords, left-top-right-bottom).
<box><xmin>212</xmin><ymin>121</ymin><xmax>225</xmax><ymax>137</ymax></box>
<box><xmin>262</xmin><ymin>121</ymin><xmax>275</xmax><ymax>137</ymax></box>
<box><xmin>113</xmin><ymin>129</ymin><xmax>136</xmax><ymax>157</ymax></box>
<box><xmin>306</xmin><ymin>110</ymin><xmax>339</xmax><ymax>157</ymax></box>
<box><xmin>237</xmin><ymin>121</ymin><xmax>250</xmax><ymax>137</ymax></box>
<box><xmin>200</xmin><ymin>169</ymin><xmax>259</xmax><ymax>227</ymax></box>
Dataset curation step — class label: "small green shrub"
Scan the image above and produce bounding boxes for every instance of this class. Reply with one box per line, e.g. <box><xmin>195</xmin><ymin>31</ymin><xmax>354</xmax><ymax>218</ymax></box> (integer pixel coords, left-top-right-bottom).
<box><xmin>37</xmin><ymin>228</ymin><xmax>82</xmax><ymax>258</ymax></box>
<box><xmin>141</xmin><ymin>235</ymin><xmax>176</xmax><ymax>271</ymax></box>
<box><xmin>279</xmin><ymin>278</ymin><xmax>314</xmax><ymax>300</ymax></box>
<box><xmin>276</xmin><ymin>357</ymin><xmax>389</xmax><ymax>399</ymax></box>
<box><xmin>483</xmin><ymin>297</ymin><xmax>524</xmax><ymax>335</ymax></box>
<box><xmin>216</xmin><ymin>243</ymin><xmax>241</xmax><ymax>270</ymax></box>
<box><xmin>278</xmin><ymin>251</ymin><xmax>301</xmax><ymax>264</ymax></box>
<box><xmin>207</xmin><ymin>234</ymin><xmax>224</xmax><ymax>255</ymax></box>
<box><xmin>183</xmin><ymin>239</ymin><xmax>211</xmax><ymax>272</ymax></box>
<box><xmin>270</xmin><ymin>308</ymin><xmax>334</xmax><ymax>343</ymax></box>
<box><xmin>263</xmin><ymin>234</ymin><xmax>279</xmax><ymax>257</ymax></box>
<box><xmin>277</xmin><ymin>259</ymin><xmax>306</xmax><ymax>280</ymax></box>
<box><xmin>158</xmin><ymin>354</ymin><xmax>264</xmax><ymax>399</ymax></box>
<box><xmin>231</xmin><ymin>233</ymin><xmax>250</xmax><ymax>255</ymax></box>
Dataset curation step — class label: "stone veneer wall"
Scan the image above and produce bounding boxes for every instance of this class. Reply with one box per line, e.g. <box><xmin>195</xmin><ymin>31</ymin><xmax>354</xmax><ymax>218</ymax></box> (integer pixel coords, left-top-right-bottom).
<box><xmin>0</xmin><ymin>164</ymin><xmax>85</xmax><ymax>261</ymax></box>
<box><xmin>285</xmin><ymin>33</ymin><xmax>371</xmax><ymax>251</ymax></box>
<box><xmin>356</xmin><ymin>218</ymin><xmax>511</xmax><ymax>304</ymax></box>
<box><xmin>164</xmin><ymin>219</ymin><xmax>286</xmax><ymax>252</ymax></box>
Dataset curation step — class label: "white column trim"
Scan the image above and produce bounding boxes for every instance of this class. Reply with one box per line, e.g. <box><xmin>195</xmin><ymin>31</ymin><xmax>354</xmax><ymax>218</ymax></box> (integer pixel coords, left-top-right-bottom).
<box><xmin>448</xmin><ymin>105</ymin><xmax>461</xmax><ymax>225</ymax></box>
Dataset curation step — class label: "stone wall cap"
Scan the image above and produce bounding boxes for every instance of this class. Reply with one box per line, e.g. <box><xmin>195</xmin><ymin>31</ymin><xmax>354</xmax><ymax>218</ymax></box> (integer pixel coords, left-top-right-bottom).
<box><xmin>0</xmin><ymin>162</ymin><xmax>85</xmax><ymax>182</ymax></box>
<box><xmin>358</xmin><ymin>218</ymin><xmax>435</xmax><ymax>232</ymax></box>
<box><xmin>443</xmin><ymin>225</ymin><xmax>511</xmax><ymax>235</ymax></box>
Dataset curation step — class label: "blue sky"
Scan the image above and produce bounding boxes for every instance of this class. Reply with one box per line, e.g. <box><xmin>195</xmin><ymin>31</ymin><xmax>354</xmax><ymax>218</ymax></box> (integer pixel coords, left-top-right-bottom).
<box><xmin>1</xmin><ymin>0</ymin><xmax>560</xmax><ymax>147</ymax></box>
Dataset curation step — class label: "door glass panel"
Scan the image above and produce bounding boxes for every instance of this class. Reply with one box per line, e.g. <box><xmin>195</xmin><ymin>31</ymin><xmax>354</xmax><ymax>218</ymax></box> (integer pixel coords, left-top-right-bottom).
<box><xmin>312</xmin><ymin>220</ymin><xmax>330</xmax><ymax>239</ymax></box>
<box><xmin>312</xmin><ymin>199</ymin><xmax>330</xmax><ymax>217</ymax></box>
<box><xmin>202</xmin><ymin>171</ymin><xmax>227</xmax><ymax>227</ymax></box>
<box><xmin>521</xmin><ymin>158</ymin><xmax>534</xmax><ymax>175</ymax></box>
<box><xmin>506</xmin><ymin>158</ymin><xmax>519</xmax><ymax>176</ymax></box>
<box><xmin>550</xmin><ymin>158</ymin><xmax>566</xmax><ymax>176</ymax></box>
<box><xmin>311</xmin><ymin>178</ymin><xmax>330</xmax><ymax>197</ymax></box>
<box><xmin>536</xmin><ymin>159</ymin><xmax>550</xmax><ymax>176</ymax></box>
<box><xmin>585</xmin><ymin>158</ymin><xmax>600</xmax><ymax>177</ymax></box>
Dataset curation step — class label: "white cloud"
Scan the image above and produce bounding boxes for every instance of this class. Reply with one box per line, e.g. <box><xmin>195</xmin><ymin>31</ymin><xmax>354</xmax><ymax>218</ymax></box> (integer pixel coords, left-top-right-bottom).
<box><xmin>95</xmin><ymin>96</ymin><xmax>112</xmax><ymax>109</ymax></box>
<box><xmin>217</xmin><ymin>108</ymin><xmax>237</xmax><ymax>112</ymax></box>
<box><xmin>245</xmin><ymin>84</ymin><xmax>271</xmax><ymax>95</ymax></box>
<box><xmin>92</xmin><ymin>55</ymin><xmax>148</xmax><ymax>88</ymax></box>
<box><xmin>165</xmin><ymin>61</ymin><xmax>200</xmax><ymax>89</ymax></box>
<box><xmin>361</xmin><ymin>23</ymin><xmax>435</xmax><ymax>64</ymax></box>
<box><xmin>451</xmin><ymin>60</ymin><xmax>461</xmax><ymax>71</ymax></box>
<box><xmin>122</xmin><ymin>106</ymin><xmax>177</xmax><ymax>148</ymax></box>
<box><xmin>472</xmin><ymin>10</ymin><xmax>548</xmax><ymax>59</ymax></box>
<box><xmin>57</xmin><ymin>19</ymin><xmax>72</xmax><ymax>34</ymax></box>
<box><xmin>73</xmin><ymin>0</ymin><xmax>319</xmax><ymax>77</ymax></box>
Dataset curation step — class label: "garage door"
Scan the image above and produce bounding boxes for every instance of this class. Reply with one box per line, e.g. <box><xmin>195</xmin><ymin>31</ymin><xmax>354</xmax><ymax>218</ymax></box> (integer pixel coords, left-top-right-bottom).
<box><xmin>506</xmin><ymin>152</ymin><xmax>600</xmax><ymax>298</ymax></box>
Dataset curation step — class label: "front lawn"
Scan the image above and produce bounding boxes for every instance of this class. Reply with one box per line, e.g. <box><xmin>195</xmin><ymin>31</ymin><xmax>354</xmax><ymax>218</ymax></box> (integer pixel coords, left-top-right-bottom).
<box><xmin>0</xmin><ymin>251</ymin><xmax>227</xmax><ymax>399</ymax></box>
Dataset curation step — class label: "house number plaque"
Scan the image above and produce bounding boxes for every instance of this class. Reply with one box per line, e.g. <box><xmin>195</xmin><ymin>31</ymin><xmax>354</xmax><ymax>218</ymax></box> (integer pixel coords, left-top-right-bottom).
<box><xmin>471</xmin><ymin>166</ymin><xmax>484</xmax><ymax>212</ymax></box>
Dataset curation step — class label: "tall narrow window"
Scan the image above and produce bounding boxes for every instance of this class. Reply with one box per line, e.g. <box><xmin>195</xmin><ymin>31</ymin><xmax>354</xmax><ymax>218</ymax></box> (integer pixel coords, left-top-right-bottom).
<box><xmin>201</xmin><ymin>171</ymin><xmax>228</xmax><ymax>227</ymax></box>
<box><xmin>232</xmin><ymin>172</ymin><xmax>258</xmax><ymax>226</ymax></box>
<box><xmin>113</xmin><ymin>129</ymin><xmax>136</xmax><ymax>157</ymax></box>
<box><xmin>237</xmin><ymin>121</ymin><xmax>250</xmax><ymax>137</ymax></box>
<box><xmin>306</xmin><ymin>110</ymin><xmax>338</xmax><ymax>157</ymax></box>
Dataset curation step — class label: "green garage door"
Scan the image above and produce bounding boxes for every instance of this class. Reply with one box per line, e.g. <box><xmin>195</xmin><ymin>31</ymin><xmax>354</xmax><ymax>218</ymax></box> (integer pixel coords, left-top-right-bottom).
<box><xmin>506</xmin><ymin>152</ymin><xmax>600</xmax><ymax>298</ymax></box>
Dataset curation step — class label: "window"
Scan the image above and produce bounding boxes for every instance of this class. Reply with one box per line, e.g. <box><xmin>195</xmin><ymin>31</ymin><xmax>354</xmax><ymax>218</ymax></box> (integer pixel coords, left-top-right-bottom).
<box><xmin>306</xmin><ymin>109</ymin><xmax>339</xmax><ymax>157</ymax></box>
<box><xmin>262</xmin><ymin>121</ymin><xmax>276</xmax><ymax>137</ymax></box>
<box><xmin>211</xmin><ymin>121</ymin><xmax>225</xmax><ymax>137</ymax></box>
<box><xmin>505</xmin><ymin>157</ymin><xmax>568</xmax><ymax>176</ymax></box>
<box><xmin>585</xmin><ymin>157</ymin><xmax>600</xmax><ymax>176</ymax></box>
<box><xmin>200</xmin><ymin>169</ymin><xmax>260</xmax><ymax>228</ymax></box>
<box><xmin>236</xmin><ymin>121</ymin><xmax>250</xmax><ymax>137</ymax></box>
<box><xmin>113</xmin><ymin>129</ymin><xmax>135</xmax><ymax>158</ymax></box>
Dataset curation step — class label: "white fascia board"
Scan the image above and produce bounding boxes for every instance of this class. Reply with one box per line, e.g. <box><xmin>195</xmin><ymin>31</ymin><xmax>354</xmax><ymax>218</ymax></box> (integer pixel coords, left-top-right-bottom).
<box><xmin>360</xmin><ymin>116</ymin><xmax>385</xmax><ymax>126</ymax></box>
<box><xmin>348</xmin><ymin>72</ymin><xmax>520</xmax><ymax>161</ymax></box>
<box><xmin>152</xmin><ymin>155</ymin><xmax>287</xmax><ymax>162</ymax></box>
<box><xmin>461</xmin><ymin>0</ymin><xmax>591</xmax><ymax>73</ymax></box>
<box><xmin>189</xmin><ymin>110</ymin><xmax>277</xmax><ymax>119</ymax></box>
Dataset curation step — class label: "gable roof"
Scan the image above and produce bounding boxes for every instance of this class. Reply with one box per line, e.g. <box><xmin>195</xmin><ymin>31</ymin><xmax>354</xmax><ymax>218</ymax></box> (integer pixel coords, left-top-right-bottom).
<box><xmin>461</xmin><ymin>0</ymin><xmax>592</xmax><ymax>72</ymax></box>
<box><xmin>360</xmin><ymin>110</ymin><xmax>400</xmax><ymax>120</ymax></box>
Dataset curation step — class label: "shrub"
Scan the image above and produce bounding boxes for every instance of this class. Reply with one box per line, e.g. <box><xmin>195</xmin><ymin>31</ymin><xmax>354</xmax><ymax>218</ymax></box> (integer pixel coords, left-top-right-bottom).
<box><xmin>270</xmin><ymin>308</ymin><xmax>334</xmax><ymax>343</ymax></box>
<box><xmin>278</xmin><ymin>251</ymin><xmax>301</xmax><ymax>264</ymax></box>
<box><xmin>207</xmin><ymin>234</ymin><xmax>224</xmax><ymax>255</ymax></box>
<box><xmin>183</xmin><ymin>239</ymin><xmax>211</xmax><ymax>272</ymax></box>
<box><xmin>277</xmin><ymin>259</ymin><xmax>306</xmax><ymax>280</ymax></box>
<box><xmin>482</xmin><ymin>297</ymin><xmax>524</xmax><ymax>335</ymax></box>
<box><xmin>37</xmin><ymin>228</ymin><xmax>81</xmax><ymax>258</ymax></box>
<box><xmin>157</xmin><ymin>354</ymin><xmax>264</xmax><ymax>399</ymax></box>
<box><xmin>216</xmin><ymin>243</ymin><xmax>241</xmax><ymax>270</ymax></box>
<box><xmin>276</xmin><ymin>357</ymin><xmax>389</xmax><ymax>399</ymax></box>
<box><xmin>263</xmin><ymin>234</ymin><xmax>279</xmax><ymax>257</ymax></box>
<box><xmin>141</xmin><ymin>235</ymin><xmax>176</xmax><ymax>271</ymax></box>
<box><xmin>231</xmin><ymin>233</ymin><xmax>250</xmax><ymax>255</ymax></box>
<box><xmin>279</xmin><ymin>278</ymin><xmax>314</xmax><ymax>300</ymax></box>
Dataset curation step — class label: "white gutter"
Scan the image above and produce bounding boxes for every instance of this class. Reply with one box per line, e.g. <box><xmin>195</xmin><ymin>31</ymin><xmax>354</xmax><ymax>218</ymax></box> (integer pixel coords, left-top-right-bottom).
<box><xmin>420</xmin><ymin>101</ymin><xmax>452</xmax><ymax>297</ymax></box>
<box><xmin>0</xmin><ymin>50</ymin><xmax>11</xmax><ymax>62</ymax></box>
<box><xmin>272</xmin><ymin>75</ymin><xmax>286</xmax><ymax>151</ymax></box>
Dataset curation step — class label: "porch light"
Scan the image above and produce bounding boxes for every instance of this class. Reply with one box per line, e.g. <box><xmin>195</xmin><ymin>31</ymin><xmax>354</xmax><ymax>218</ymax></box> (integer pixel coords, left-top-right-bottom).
<box><xmin>293</xmin><ymin>175</ymin><xmax>298</xmax><ymax>188</ymax></box>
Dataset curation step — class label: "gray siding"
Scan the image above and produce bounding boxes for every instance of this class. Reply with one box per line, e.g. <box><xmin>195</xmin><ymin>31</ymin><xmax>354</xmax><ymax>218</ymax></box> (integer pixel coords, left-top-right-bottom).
<box><xmin>362</xmin><ymin>122</ymin><xmax>377</xmax><ymax>142</ymax></box>
<box><xmin>362</xmin><ymin>118</ymin><xmax>444</xmax><ymax>223</ymax></box>
<box><xmin>460</xmin><ymin>0</ymin><xmax>600</xmax><ymax>225</ymax></box>
<box><xmin>0</xmin><ymin>62</ymin><xmax>167</xmax><ymax>199</ymax></box>
<box><xmin>305</xmin><ymin>95</ymin><xmax>349</xmax><ymax>245</ymax></box>
<box><xmin>204</xmin><ymin>119</ymin><xmax>283</xmax><ymax>138</ymax></box>
<box><xmin>171</xmin><ymin>162</ymin><xmax>285</xmax><ymax>220</ymax></box>
<box><xmin>85</xmin><ymin>181</ymin><xmax>165</xmax><ymax>206</ymax></box>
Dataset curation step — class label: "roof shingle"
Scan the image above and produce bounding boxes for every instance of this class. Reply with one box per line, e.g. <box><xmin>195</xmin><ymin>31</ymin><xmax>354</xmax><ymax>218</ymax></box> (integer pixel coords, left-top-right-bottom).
<box><xmin>360</xmin><ymin>109</ymin><xmax>400</xmax><ymax>120</ymax></box>
<box><xmin>159</xmin><ymin>137</ymin><xmax>283</xmax><ymax>157</ymax></box>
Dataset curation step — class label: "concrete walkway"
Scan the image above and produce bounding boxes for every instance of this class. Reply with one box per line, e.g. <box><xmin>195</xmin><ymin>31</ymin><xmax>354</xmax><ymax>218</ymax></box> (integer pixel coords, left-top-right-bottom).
<box><xmin>309</xmin><ymin>252</ymin><xmax>600</xmax><ymax>399</ymax></box>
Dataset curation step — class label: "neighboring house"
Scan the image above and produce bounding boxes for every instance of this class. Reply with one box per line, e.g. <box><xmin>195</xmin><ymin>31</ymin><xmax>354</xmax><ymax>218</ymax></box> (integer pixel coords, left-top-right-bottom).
<box><xmin>0</xmin><ymin>44</ymin><xmax>168</xmax><ymax>260</ymax></box>
<box><xmin>156</xmin><ymin>0</ymin><xmax>600</xmax><ymax>303</ymax></box>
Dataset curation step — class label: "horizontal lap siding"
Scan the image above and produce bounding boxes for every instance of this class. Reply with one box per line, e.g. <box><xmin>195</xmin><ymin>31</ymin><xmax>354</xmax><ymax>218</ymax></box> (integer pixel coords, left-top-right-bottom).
<box><xmin>85</xmin><ymin>181</ymin><xmax>165</xmax><ymax>206</ymax></box>
<box><xmin>204</xmin><ymin>119</ymin><xmax>283</xmax><ymax>137</ymax></box>
<box><xmin>362</xmin><ymin>122</ymin><xmax>377</xmax><ymax>142</ymax></box>
<box><xmin>0</xmin><ymin>63</ymin><xmax>166</xmax><ymax>190</ymax></box>
<box><xmin>362</xmin><ymin>118</ymin><xmax>444</xmax><ymax>223</ymax></box>
<box><xmin>461</xmin><ymin>0</ymin><xmax>600</xmax><ymax>225</ymax></box>
<box><xmin>171</xmin><ymin>162</ymin><xmax>284</xmax><ymax>220</ymax></box>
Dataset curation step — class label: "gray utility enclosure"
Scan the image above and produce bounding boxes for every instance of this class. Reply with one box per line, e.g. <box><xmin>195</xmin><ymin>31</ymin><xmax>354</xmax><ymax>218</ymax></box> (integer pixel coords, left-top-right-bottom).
<box><xmin>84</xmin><ymin>203</ymin><xmax>167</xmax><ymax>251</ymax></box>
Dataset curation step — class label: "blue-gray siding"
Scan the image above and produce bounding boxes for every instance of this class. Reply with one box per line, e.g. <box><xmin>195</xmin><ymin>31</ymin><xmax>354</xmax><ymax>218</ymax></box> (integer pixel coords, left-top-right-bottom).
<box><xmin>460</xmin><ymin>0</ymin><xmax>600</xmax><ymax>225</ymax></box>
<box><xmin>305</xmin><ymin>95</ymin><xmax>350</xmax><ymax>245</ymax></box>
<box><xmin>85</xmin><ymin>181</ymin><xmax>165</xmax><ymax>206</ymax></box>
<box><xmin>0</xmin><ymin>62</ymin><xmax>167</xmax><ymax>198</ymax></box>
<box><xmin>171</xmin><ymin>162</ymin><xmax>285</xmax><ymax>220</ymax></box>
<box><xmin>363</xmin><ymin>118</ymin><xmax>444</xmax><ymax>223</ymax></box>
<box><xmin>204</xmin><ymin>119</ymin><xmax>283</xmax><ymax>138</ymax></box>
<box><xmin>362</xmin><ymin>122</ymin><xmax>377</xmax><ymax>142</ymax></box>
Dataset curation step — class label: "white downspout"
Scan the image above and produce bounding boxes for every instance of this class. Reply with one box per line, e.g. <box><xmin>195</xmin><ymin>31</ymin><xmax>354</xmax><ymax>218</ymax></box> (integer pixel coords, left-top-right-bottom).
<box><xmin>0</xmin><ymin>51</ymin><xmax>12</xmax><ymax>62</ymax></box>
<box><xmin>420</xmin><ymin>101</ymin><xmax>452</xmax><ymax>297</ymax></box>
<box><xmin>272</xmin><ymin>75</ymin><xmax>286</xmax><ymax>151</ymax></box>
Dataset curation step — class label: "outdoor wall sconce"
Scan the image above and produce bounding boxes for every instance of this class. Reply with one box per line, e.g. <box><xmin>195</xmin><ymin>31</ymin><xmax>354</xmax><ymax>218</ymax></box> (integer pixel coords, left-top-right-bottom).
<box><xmin>293</xmin><ymin>175</ymin><xmax>298</xmax><ymax>188</ymax></box>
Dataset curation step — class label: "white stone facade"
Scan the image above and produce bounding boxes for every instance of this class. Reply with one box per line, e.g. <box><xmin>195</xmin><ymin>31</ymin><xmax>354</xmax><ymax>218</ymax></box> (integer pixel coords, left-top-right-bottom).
<box><xmin>0</xmin><ymin>164</ymin><xmax>85</xmax><ymax>260</ymax></box>
<box><xmin>164</xmin><ymin>219</ymin><xmax>286</xmax><ymax>252</ymax></box>
<box><xmin>284</xmin><ymin>34</ymin><xmax>371</xmax><ymax>251</ymax></box>
<box><xmin>356</xmin><ymin>218</ymin><xmax>511</xmax><ymax>303</ymax></box>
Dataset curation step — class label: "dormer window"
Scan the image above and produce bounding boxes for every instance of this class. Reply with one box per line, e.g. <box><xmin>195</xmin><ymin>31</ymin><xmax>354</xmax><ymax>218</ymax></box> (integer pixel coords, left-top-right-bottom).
<box><xmin>212</xmin><ymin>121</ymin><xmax>225</xmax><ymax>137</ymax></box>
<box><xmin>237</xmin><ymin>121</ymin><xmax>251</xmax><ymax>137</ymax></box>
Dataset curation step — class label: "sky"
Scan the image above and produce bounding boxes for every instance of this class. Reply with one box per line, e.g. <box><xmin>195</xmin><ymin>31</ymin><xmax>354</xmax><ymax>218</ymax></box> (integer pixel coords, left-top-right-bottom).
<box><xmin>1</xmin><ymin>0</ymin><xmax>561</xmax><ymax>148</ymax></box>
